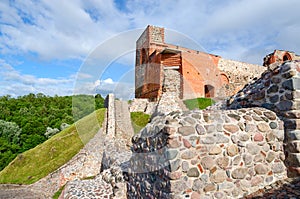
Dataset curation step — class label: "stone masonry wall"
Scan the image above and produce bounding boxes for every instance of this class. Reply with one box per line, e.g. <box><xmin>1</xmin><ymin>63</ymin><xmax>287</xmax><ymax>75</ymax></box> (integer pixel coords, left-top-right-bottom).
<box><xmin>105</xmin><ymin>94</ymin><xmax>115</xmax><ymax>138</ymax></box>
<box><xmin>61</xmin><ymin>94</ymin><xmax>133</xmax><ymax>199</ymax></box>
<box><xmin>126</xmin><ymin>114</ymin><xmax>171</xmax><ymax>198</ymax></box>
<box><xmin>129</xmin><ymin>98</ymin><xmax>156</xmax><ymax>115</ymax></box>
<box><xmin>226</xmin><ymin>61</ymin><xmax>300</xmax><ymax>176</ymax></box>
<box><xmin>217</xmin><ymin>58</ymin><xmax>266</xmax><ymax>98</ymax></box>
<box><xmin>127</xmin><ymin>108</ymin><xmax>287</xmax><ymax>198</ymax></box>
<box><xmin>154</xmin><ymin>69</ymin><xmax>187</xmax><ymax>116</ymax></box>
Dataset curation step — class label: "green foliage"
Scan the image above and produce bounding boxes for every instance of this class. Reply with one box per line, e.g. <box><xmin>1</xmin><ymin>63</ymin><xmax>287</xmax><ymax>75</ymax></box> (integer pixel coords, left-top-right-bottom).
<box><xmin>0</xmin><ymin>108</ymin><xmax>106</xmax><ymax>184</ymax></box>
<box><xmin>0</xmin><ymin>120</ymin><xmax>22</xmax><ymax>170</ymax></box>
<box><xmin>183</xmin><ymin>98</ymin><xmax>215</xmax><ymax>110</ymax></box>
<box><xmin>0</xmin><ymin>93</ymin><xmax>105</xmax><ymax>171</ymax></box>
<box><xmin>130</xmin><ymin>112</ymin><xmax>150</xmax><ymax>134</ymax></box>
<box><xmin>0</xmin><ymin>120</ymin><xmax>21</xmax><ymax>143</ymax></box>
<box><xmin>52</xmin><ymin>184</ymin><xmax>65</xmax><ymax>199</ymax></box>
<box><xmin>72</xmin><ymin>94</ymin><xmax>105</xmax><ymax>121</ymax></box>
<box><xmin>44</xmin><ymin>127</ymin><xmax>60</xmax><ymax>138</ymax></box>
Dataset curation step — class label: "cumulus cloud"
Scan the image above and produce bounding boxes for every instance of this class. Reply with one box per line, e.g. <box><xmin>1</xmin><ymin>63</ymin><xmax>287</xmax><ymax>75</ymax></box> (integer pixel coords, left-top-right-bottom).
<box><xmin>123</xmin><ymin>0</ymin><xmax>300</xmax><ymax>64</ymax></box>
<box><xmin>1</xmin><ymin>0</ymin><xmax>300</xmax><ymax>97</ymax></box>
<box><xmin>0</xmin><ymin>0</ymin><xmax>131</xmax><ymax>60</ymax></box>
<box><xmin>74</xmin><ymin>76</ymin><xmax>134</xmax><ymax>100</ymax></box>
<box><xmin>0</xmin><ymin>60</ymin><xmax>74</xmax><ymax>97</ymax></box>
<box><xmin>102</xmin><ymin>78</ymin><xmax>114</xmax><ymax>84</ymax></box>
<box><xmin>2</xmin><ymin>0</ymin><xmax>300</xmax><ymax>63</ymax></box>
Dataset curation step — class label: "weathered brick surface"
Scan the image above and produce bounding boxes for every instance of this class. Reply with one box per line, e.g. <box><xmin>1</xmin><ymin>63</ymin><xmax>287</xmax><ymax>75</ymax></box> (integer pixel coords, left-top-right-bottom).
<box><xmin>135</xmin><ymin>25</ymin><xmax>265</xmax><ymax>100</ymax></box>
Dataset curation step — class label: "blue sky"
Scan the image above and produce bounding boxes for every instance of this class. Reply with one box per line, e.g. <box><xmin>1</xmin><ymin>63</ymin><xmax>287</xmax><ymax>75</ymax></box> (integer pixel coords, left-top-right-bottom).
<box><xmin>0</xmin><ymin>0</ymin><xmax>300</xmax><ymax>99</ymax></box>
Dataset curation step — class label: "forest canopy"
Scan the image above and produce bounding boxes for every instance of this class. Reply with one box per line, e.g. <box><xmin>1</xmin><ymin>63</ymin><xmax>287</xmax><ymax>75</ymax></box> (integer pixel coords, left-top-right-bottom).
<box><xmin>0</xmin><ymin>93</ymin><xmax>105</xmax><ymax>171</ymax></box>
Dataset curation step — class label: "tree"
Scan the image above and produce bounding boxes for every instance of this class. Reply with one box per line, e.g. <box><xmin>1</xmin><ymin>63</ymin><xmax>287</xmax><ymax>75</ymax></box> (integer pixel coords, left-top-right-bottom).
<box><xmin>0</xmin><ymin>120</ymin><xmax>21</xmax><ymax>143</ymax></box>
<box><xmin>0</xmin><ymin>93</ymin><xmax>105</xmax><ymax>171</ymax></box>
<box><xmin>44</xmin><ymin>127</ymin><xmax>59</xmax><ymax>138</ymax></box>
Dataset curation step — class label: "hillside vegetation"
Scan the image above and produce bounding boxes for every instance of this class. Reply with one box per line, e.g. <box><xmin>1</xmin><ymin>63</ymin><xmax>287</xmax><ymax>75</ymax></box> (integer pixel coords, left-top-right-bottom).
<box><xmin>0</xmin><ymin>108</ymin><xmax>106</xmax><ymax>184</ymax></box>
<box><xmin>183</xmin><ymin>98</ymin><xmax>215</xmax><ymax>110</ymax></box>
<box><xmin>130</xmin><ymin>112</ymin><xmax>150</xmax><ymax>134</ymax></box>
<box><xmin>0</xmin><ymin>93</ymin><xmax>104</xmax><ymax>171</ymax></box>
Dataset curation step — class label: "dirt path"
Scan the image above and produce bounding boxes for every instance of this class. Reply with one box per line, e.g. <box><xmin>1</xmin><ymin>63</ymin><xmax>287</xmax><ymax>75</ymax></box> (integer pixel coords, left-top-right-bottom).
<box><xmin>0</xmin><ymin>184</ymin><xmax>46</xmax><ymax>199</ymax></box>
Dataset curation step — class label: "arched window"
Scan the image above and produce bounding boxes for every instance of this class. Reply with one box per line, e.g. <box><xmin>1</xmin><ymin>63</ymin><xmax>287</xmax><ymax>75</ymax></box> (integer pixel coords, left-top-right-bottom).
<box><xmin>220</xmin><ymin>73</ymin><xmax>229</xmax><ymax>84</ymax></box>
<box><xmin>205</xmin><ymin>85</ymin><xmax>214</xmax><ymax>98</ymax></box>
<box><xmin>283</xmin><ymin>53</ymin><xmax>292</xmax><ymax>61</ymax></box>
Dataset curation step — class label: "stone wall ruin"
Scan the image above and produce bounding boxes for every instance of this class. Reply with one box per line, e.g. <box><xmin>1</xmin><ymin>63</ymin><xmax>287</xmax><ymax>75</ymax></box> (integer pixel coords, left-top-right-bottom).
<box><xmin>126</xmin><ymin>61</ymin><xmax>300</xmax><ymax>198</ymax></box>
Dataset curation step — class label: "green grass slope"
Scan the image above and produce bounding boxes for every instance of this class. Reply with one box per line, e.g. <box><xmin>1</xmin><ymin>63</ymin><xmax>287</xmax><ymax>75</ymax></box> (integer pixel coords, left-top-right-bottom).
<box><xmin>183</xmin><ymin>98</ymin><xmax>215</xmax><ymax>110</ymax></box>
<box><xmin>0</xmin><ymin>108</ymin><xmax>106</xmax><ymax>184</ymax></box>
<box><xmin>130</xmin><ymin>112</ymin><xmax>150</xmax><ymax>134</ymax></box>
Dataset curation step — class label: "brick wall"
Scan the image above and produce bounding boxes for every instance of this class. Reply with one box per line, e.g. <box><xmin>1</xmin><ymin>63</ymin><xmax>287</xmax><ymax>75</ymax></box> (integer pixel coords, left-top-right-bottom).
<box><xmin>135</xmin><ymin>25</ymin><xmax>265</xmax><ymax>100</ymax></box>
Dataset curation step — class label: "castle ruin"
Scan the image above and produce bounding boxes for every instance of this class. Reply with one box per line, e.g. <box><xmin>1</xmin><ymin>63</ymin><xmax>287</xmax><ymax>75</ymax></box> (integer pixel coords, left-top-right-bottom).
<box><xmin>135</xmin><ymin>25</ymin><xmax>267</xmax><ymax>100</ymax></box>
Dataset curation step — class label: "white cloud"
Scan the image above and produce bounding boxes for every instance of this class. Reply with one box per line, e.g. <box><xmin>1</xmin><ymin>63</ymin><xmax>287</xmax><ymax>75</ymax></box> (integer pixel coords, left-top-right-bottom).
<box><xmin>1</xmin><ymin>0</ymin><xmax>300</xmax><ymax>63</ymax></box>
<box><xmin>1</xmin><ymin>0</ymin><xmax>300</xmax><ymax>97</ymax></box>
<box><xmin>0</xmin><ymin>60</ymin><xmax>74</xmax><ymax>97</ymax></box>
<box><xmin>74</xmin><ymin>77</ymin><xmax>133</xmax><ymax>100</ymax></box>
<box><xmin>75</xmin><ymin>72</ymin><xmax>93</xmax><ymax>79</ymax></box>
<box><xmin>103</xmin><ymin>78</ymin><xmax>114</xmax><ymax>84</ymax></box>
<box><xmin>0</xmin><ymin>0</ymin><xmax>131</xmax><ymax>60</ymax></box>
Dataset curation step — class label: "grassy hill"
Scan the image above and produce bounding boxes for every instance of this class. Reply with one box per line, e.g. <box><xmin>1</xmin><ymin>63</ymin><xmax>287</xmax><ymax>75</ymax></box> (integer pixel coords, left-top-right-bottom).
<box><xmin>183</xmin><ymin>98</ymin><xmax>215</xmax><ymax>110</ymax></box>
<box><xmin>0</xmin><ymin>108</ymin><xmax>106</xmax><ymax>184</ymax></box>
<box><xmin>130</xmin><ymin>112</ymin><xmax>150</xmax><ymax>134</ymax></box>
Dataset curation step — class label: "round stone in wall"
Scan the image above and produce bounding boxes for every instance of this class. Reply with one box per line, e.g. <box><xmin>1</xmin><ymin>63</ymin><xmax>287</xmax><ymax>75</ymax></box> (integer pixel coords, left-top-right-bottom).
<box><xmin>216</xmin><ymin>157</ymin><xmax>229</xmax><ymax>169</ymax></box>
<box><xmin>243</xmin><ymin>153</ymin><xmax>253</xmax><ymax>166</ymax></box>
<box><xmin>210</xmin><ymin>171</ymin><xmax>227</xmax><ymax>183</ymax></box>
<box><xmin>196</xmin><ymin>124</ymin><xmax>206</xmax><ymax>135</ymax></box>
<box><xmin>181</xmin><ymin>150</ymin><xmax>197</xmax><ymax>160</ymax></box>
<box><xmin>200</xmin><ymin>156</ymin><xmax>214</xmax><ymax>170</ymax></box>
<box><xmin>257</xmin><ymin>123</ymin><xmax>270</xmax><ymax>132</ymax></box>
<box><xmin>187</xmin><ymin>167</ymin><xmax>200</xmax><ymax>177</ymax></box>
<box><xmin>232</xmin><ymin>168</ymin><xmax>248</xmax><ymax>179</ymax></box>
<box><xmin>178</xmin><ymin>126</ymin><xmax>195</xmax><ymax>136</ymax></box>
<box><xmin>263</xmin><ymin>111</ymin><xmax>277</xmax><ymax>120</ymax></box>
<box><xmin>271</xmin><ymin>162</ymin><xmax>285</xmax><ymax>173</ymax></box>
<box><xmin>253</xmin><ymin>132</ymin><xmax>264</xmax><ymax>142</ymax></box>
<box><xmin>209</xmin><ymin>145</ymin><xmax>222</xmax><ymax>155</ymax></box>
<box><xmin>182</xmin><ymin>161</ymin><xmax>189</xmax><ymax>172</ymax></box>
<box><xmin>223</xmin><ymin>124</ymin><xmax>240</xmax><ymax>133</ymax></box>
<box><xmin>192</xmin><ymin>179</ymin><xmax>203</xmax><ymax>191</ymax></box>
<box><xmin>246</xmin><ymin>143</ymin><xmax>260</xmax><ymax>155</ymax></box>
<box><xmin>254</xmin><ymin>164</ymin><xmax>269</xmax><ymax>175</ymax></box>
<box><xmin>227</xmin><ymin>144</ymin><xmax>239</xmax><ymax>157</ymax></box>
<box><xmin>269</xmin><ymin>122</ymin><xmax>278</xmax><ymax>129</ymax></box>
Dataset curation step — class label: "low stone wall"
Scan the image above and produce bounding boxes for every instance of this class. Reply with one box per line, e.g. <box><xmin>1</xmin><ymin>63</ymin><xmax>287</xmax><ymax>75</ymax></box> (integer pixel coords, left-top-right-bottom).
<box><xmin>29</xmin><ymin>119</ymin><xmax>106</xmax><ymax>198</ymax></box>
<box><xmin>217</xmin><ymin>58</ymin><xmax>266</xmax><ymax>97</ymax></box>
<box><xmin>226</xmin><ymin>61</ymin><xmax>300</xmax><ymax>176</ymax></box>
<box><xmin>129</xmin><ymin>98</ymin><xmax>156</xmax><ymax>115</ymax></box>
<box><xmin>105</xmin><ymin>94</ymin><xmax>115</xmax><ymax>138</ymax></box>
<box><xmin>126</xmin><ymin>114</ymin><xmax>171</xmax><ymax>198</ymax></box>
<box><xmin>127</xmin><ymin>107</ymin><xmax>286</xmax><ymax>198</ymax></box>
<box><xmin>61</xmin><ymin>95</ymin><xmax>133</xmax><ymax>199</ymax></box>
<box><xmin>153</xmin><ymin>69</ymin><xmax>187</xmax><ymax>117</ymax></box>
